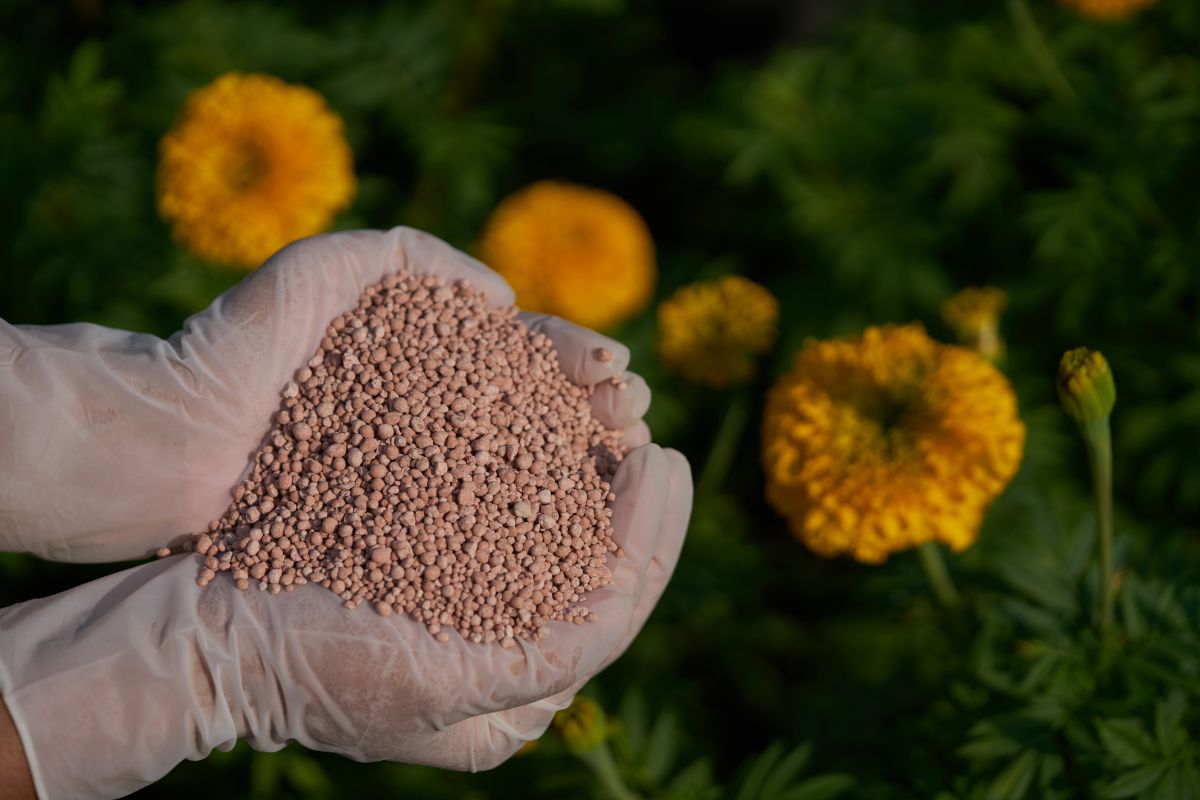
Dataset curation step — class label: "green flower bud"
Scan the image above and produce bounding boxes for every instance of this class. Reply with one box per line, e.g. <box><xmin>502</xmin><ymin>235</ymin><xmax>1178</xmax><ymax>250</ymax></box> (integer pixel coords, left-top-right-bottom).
<box><xmin>1057</xmin><ymin>348</ymin><xmax>1116</xmax><ymax>425</ymax></box>
<box><xmin>941</xmin><ymin>286</ymin><xmax>1007</xmax><ymax>363</ymax></box>
<box><xmin>553</xmin><ymin>696</ymin><xmax>607</xmax><ymax>756</ymax></box>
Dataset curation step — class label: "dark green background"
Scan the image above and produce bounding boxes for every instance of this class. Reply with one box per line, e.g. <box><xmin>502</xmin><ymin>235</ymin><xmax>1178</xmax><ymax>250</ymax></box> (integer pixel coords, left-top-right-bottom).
<box><xmin>2</xmin><ymin>1</ymin><xmax>1198</xmax><ymax>797</ymax></box>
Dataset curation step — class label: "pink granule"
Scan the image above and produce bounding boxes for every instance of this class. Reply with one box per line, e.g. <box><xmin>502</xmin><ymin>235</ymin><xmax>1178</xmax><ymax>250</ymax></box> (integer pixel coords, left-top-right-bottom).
<box><xmin>186</xmin><ymin>270</ymin><xmax>625</xmax><ymax>646</ymax></box>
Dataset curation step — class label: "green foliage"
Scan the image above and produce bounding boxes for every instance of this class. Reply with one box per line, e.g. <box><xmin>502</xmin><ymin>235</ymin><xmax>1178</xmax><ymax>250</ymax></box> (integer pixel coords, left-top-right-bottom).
<box><xmin>731</xmin><ymin>742</ymin><xmax>853</xmax><ymax>800</ymax></box>
<box><xmin>684</xmin><ymin>1</ymin><xmax>1200</xmax><ymax>522</ymax></box>
<box><xmin>2</xmin><ymin>0</ymin><xmax>1198</xmax><ymax>798</ymax></box>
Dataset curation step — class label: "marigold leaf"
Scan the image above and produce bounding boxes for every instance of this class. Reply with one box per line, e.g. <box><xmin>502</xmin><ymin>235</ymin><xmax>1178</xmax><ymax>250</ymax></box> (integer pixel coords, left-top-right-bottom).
<box><xmin>1099</xmin><ymin>765</ymin><xmax>1167</xmax><ymax>799</ymax></box>
<box><xmin>735</xmin><ymin>742</ymin><xmax>783</xmax><ymax>800</ymax></box>
<box><xmin>1153</xmin><ymin>693</ymin><xmax>1188</xmax><ymax>755</ymax></box>
<box><xmin>777</xmin><ymin>774</ymin><xmax>855</xmax><ymax>800</ymax></box>
<box><xmin>983</xmin><ymin>750</ymin><xmax>1038</xmax><ymax>800</ymax></box>
<box><xmin>617</xmin><ymin>692</ymin><xmax>648</xmax><ymax>757</ymax></box>
<box><xmin>645</xmin><ymin>710</ymin><xmax>681</xmax><ymax>782</ymax></box>
<box><xmin>665</xmin><ymin>759</ymin><xmax>718</xmax><ymax>800</ymax></box>
<box><xmin>760</xmin><ymin>742</ymin><xmax>814</xmax><ymax>799</ymax></box>
<box><xmin>1096</xmin><ymin>718</ymin><xmax>1158</xmax><ymax>768</ymax></box>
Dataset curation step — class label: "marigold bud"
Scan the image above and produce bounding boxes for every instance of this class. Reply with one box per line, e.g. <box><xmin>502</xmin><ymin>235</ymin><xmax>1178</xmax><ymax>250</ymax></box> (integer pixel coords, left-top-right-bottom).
<box><xmin>941</xmin><ymin>286</ymin><xmax>1007</xmax><ymax>363</ymax></box>
<box><xmin>553</xmin><ymin>696</ymin><xmax>607</xmax><ymax>756</ymax></box>
<box><xmin>1057</xmin><ymin>347</ymin><xmax>1116</xmax><ymax>425</ymax></box>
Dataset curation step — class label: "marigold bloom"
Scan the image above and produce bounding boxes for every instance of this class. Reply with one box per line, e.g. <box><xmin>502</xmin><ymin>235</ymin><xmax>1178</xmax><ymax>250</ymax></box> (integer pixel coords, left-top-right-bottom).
<box><xmin>658</xmin><ymin>275</ymin><xmax>779</xmax><ymax>387</ymax></box>
<box><xmin>158</xmin><ymin>73</ymin><xmax>355</xmax><ymax>268</ymax></box>
<box><xmin>1058</xmin><ymin>0</ymin><xmax>1156</xmax><ymax>20</ymax></box>
<box><xmin>762</xmin><ymin>324</ymin><xmax>1025</xmax><ymax>563</ymax></box>
<box><xmin>479</xmin><ymin>181</ymin><xmax>655</xmax><ymax>331</ymax></box>
<box><xmin>941</xmin><ymin>286</ymin><xmax>1007</xmax><ymax>362</ymax></box>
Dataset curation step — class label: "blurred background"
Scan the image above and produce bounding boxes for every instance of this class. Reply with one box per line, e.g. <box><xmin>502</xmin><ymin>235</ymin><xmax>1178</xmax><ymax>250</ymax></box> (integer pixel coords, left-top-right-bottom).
<box><xmin>2</xmin><ymin>0</ymin><xmax>1200</xmax><ymax>797</ymax></box>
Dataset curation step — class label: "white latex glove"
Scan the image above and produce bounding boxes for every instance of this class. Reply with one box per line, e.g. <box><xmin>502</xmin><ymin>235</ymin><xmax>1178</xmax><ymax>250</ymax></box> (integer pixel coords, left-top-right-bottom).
<box><xmin>0</xmin><ymin>227</ymin><xmax>653</xmax><ymax>562</ymax></box>
<box><xmin>0</xmin><ymin>444</ymin><xmax>692</xmax><ymax>800</ymax></box>
<box><xmin>0</xmin><ymin>226</ymin><xmax>691</xmax><ymax>798</ymax></box>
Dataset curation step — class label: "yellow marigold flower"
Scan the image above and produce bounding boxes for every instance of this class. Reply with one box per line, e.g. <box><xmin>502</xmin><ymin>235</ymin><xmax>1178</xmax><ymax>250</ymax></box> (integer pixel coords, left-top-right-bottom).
<box><xmin>478</xmin><ymin>181</ymin><xmax>655</xmax><ymax>331</ymax></box>
<box><xmin>157</xmin><ymin>73</ymin><xmax>355</xmax><ymax>268</ymax></box>
<box><xmin>941</xmin><ymin>286</ymin><xmax>1007</xmax><ymax>363</ymax></box>
<box><xmin>658</xmin><ymin>275</ymin><xmax>779</xmax><ymax>387</ymax></box>
<box><xmin>553</xmin><ymin>696</ymin><xmax>607</xmax><ymax>756</ymax></box>
<box><xmin>514</xmin><ymin>739</ymin><xmax>539</xmax><ymax>757</ymax></box>
<box><xmin>1058</xmin><ymin>0</ymin><xmax>1156</xmax><ymax>21</ymax></box>
<box><xmin>1058</xmin><ymin>347</ymin><xmax>1116</xmax><ymax>425</ymax></box>
<box><xmin>762</xmin><ymin>324</ymin><xmax>1025</xmax><ymax>564</ymax></box>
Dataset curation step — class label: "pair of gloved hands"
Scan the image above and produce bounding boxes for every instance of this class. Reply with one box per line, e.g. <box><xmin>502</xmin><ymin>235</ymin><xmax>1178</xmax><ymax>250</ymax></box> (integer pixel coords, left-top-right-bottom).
<box><xmin>0</xmin><ymin>228</ymin><xmax>692</xmax><ymax>800</ymax></box>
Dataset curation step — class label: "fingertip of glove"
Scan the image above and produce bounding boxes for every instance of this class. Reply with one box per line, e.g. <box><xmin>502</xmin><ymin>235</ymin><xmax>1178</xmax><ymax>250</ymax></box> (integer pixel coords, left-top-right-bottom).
<box><xmin>619</xmin><ymin>442</ymin><xmax>667</xmax><ymax>478</ymax></box>
<box><xmin>590</xmin><ymin>372</ymin><xmax>651</xmax><ymax>430</ymax></box>
<box><xmin>589</xmin><ymin>337</ymin><xmax>631</xmax><ymax>377</ymax></box>
<box><xmin>662</xmin><ymin>448</ymin><xmax>693</xmax><ymax>488</ymax></box>
<box><xmin>519</xmin><ymin>314</ymin><xmax>632</xmax><ymax>385</ymax></box>
<box><xmin>621</xmin><ymin>420</ymin><xmax>652</xmax><ymax>449</ymax></box>
<box><xmin>661</xmin><ymin>448</ymin><xmax>694</xmax><ymax>541</ymax></box>
<box><xmin>620</xmin><ymin>372</ymin><xmax>652</xmax><ymax>420</ymax></box>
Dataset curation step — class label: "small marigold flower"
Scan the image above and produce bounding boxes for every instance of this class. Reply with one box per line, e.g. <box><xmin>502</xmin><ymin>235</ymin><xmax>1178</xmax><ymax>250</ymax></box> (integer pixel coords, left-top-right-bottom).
<box><xmin>479</xmin><ymin>181</ymin><xmax>656</xmax><ymax>331</ymax></box>
<box><xmin>514</xmin><ymin>739</ymin><xmax>539</xmax><ymax>757</ymax></box>
<box><xmin>553</xmin><ymin>696</ymin><xmax>607</xmax><ymax>756</ymax></box>
<box><xmin>1058</xmin><ymin>347</ymin><xmax>1116</xmax><ymax>425</ymax></box>
<box><xmin>941</xmin><ymin>286</ymin><xmax>1007</xmax><ymax>362</ymax></box>
<box><xmin>157</xmin><ymin>73</ymin><xmax>356</xmax><ymax>268</ymax></box>
<box><xmin>762</xmin><ymin>324</ymin><xmax>1025</xmax><ymax>563</ymax></box>
<box><xmin>1058</xmin><ymin>0</ymin><xmax>1156</xmax><ymax>20</ymax></box>
<box><xmin>658</xmin><ymin>275</ymin><xmax>779</xmax><ymax>387</ymax></box>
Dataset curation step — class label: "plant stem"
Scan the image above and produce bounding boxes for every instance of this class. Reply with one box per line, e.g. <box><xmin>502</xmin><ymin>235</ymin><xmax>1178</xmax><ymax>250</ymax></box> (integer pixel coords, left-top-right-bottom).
<box><xmin>406</xmin><ymin>0</ymin><xmax>512</xmax><ymax>230</ymax></box>
<box><xmin>582</xmin><ymin>745</ymin><xmax>640</xmax><ymax>800</ymax></box>
<box><xmin>444</xmin><ymin>0</ymin><xmax>512</xmax><ymax>115</ymax></box>
<box><xmin>917</xmin><ymin>541</ymin><xmax>960</xmax><ymax>609</ymax></box>
<box><xmin>1007</xmin><ymin>0</ymin><xmax>1078</xmax><ymax>103</ymax></box>
<box><xmin>1082</xmin><ymin>417</ymin><xmax>1115</xmax><ymax>633</ymax></box>
<box><xmin>696</xmin><ymin>390</ymin><xmax>750</xmax><ymax>497</ymax></box>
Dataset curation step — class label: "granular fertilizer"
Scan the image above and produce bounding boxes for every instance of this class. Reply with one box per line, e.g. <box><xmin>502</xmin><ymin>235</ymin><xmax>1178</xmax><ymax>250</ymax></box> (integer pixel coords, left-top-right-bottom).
<box><xmin>182</xmin><ymin>270</ymin><xmax>626</xmax><ymax>646</ymax></box>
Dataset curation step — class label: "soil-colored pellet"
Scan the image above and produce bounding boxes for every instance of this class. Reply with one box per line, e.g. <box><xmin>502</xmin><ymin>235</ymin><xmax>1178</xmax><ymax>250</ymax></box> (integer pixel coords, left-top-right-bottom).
<box><xmin>186</xmin><ymin>271</ymin><xmax>625</xmax><ymax>646</ymax></box>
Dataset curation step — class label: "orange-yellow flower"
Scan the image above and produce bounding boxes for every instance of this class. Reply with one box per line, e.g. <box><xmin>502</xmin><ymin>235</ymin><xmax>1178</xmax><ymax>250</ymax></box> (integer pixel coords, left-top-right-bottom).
<box><xmin>762</xmin><ymin>324</ymin><xmax>1025</xmax><ymax>563</ymax></box>
<box><xmin>658</xmin><ymin>275</ymin><xmax>779</xmax><ymax>387</ymax></box>
<box><xmin>1058</xmin><ymin>0</ymin><xmax>1156</xmax><ymax>21</ymax></box>
<box><xmin>479</xmin><ymin>181</ymin><xmax>655</xmax><ymax>331</ymax></box>
<box><xmin>157</xmin><ymin>73</ymin><xmax>355</xmax><ymax>268</ymax></box>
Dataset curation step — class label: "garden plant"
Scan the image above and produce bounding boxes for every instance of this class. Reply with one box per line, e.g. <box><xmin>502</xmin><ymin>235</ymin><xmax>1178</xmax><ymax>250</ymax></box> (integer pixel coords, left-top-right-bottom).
<box><xmin>2</xmin><ymin>0</ymin><xmax>1199</xmax><ymax>797</ymax></box>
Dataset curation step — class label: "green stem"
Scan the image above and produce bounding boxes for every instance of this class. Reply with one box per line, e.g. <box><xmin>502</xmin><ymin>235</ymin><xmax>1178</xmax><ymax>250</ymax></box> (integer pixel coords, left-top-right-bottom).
<box><xmin>406</xmin><ymin>0</ymin><xmax>512</xmax><ymax>230</ymax></box>
<box><xmin>443</xmin><ymin>0</ymin><xmax>512</xmax><ymax>114</ymax></box>
<box><xmin>1008</xmin><ymin>0</ymin><xmax>1078</xmax><ymax>103</ymax></box>
<box><xmin>696</xmin><ymin>390</ymin><xmax>750</xmax><ymax>497</ymax></box>
<box><xmin>582</xmin><ymin>745</ymin><xmax>640</xmax><ymax>800</ymax></box>
<box><xmin>917</xmin><ymin>541</ymin><xmax>960</xmax><ymax>609</ymax></box>
<box><xmin>1083</xmin><ymin>417</ymin><xmax>1115</xmax><ymax>633</ymax></box>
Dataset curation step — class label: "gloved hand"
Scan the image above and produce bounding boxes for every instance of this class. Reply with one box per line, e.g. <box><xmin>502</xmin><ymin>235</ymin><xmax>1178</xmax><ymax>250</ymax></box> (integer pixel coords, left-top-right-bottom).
<box><xmin>0</xmin><ymin>226</ymin><xmax>654</xmax><ymax>563</ymax></box>
<box><xmin>0</xmin><ymin>227</ymin><xmax>691</xmax><ymax>799</ymax></box>
<box><xmin>0</xmin><ymin>444</ymin><xmax>691</xmax><ymax>800</ymax></box>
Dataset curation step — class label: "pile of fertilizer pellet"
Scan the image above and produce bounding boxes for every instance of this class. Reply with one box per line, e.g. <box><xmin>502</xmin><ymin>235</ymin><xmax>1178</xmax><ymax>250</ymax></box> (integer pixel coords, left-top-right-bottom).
<box><xmin>183</xmin><ymin>270</ymin><xmax>626</xmax><ymax>646</ymax></box>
